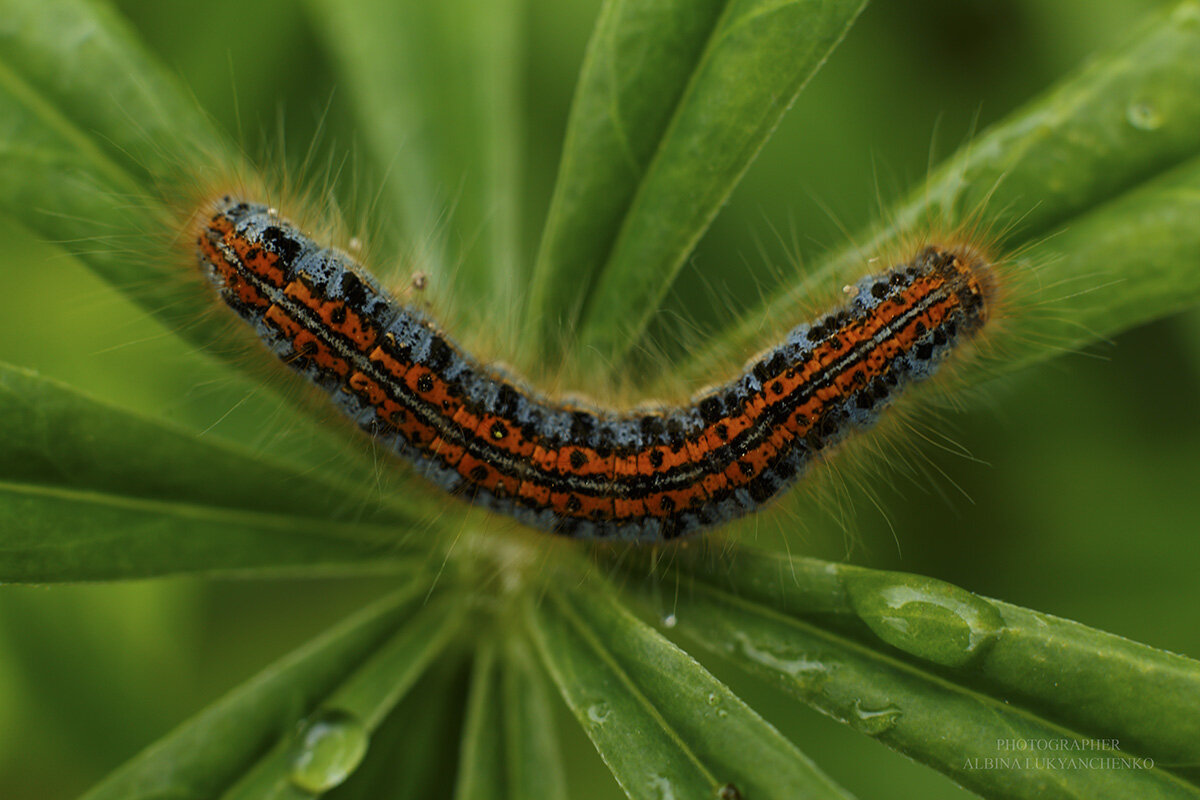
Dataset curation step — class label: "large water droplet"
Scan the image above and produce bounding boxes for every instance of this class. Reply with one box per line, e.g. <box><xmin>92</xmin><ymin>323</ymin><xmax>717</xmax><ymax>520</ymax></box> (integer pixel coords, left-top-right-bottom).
<box><xmin>850</xmin><ymin>699</ymin><xmax>902</xmax><ymax>736</ymax></box>
<box><xmin>288</xmin><ymin>708</ymin><xmax>369</xmax><ymax>793</ymax></box>
<box><xmin>1127</xmin><ymin>101</ymin><xmax>1163</xmax><ymax>131</ymax></box>
<box><xmin>846</xmin><ymin>572</ymin><xmax>1005</xmax><ymax>667</ymax></box>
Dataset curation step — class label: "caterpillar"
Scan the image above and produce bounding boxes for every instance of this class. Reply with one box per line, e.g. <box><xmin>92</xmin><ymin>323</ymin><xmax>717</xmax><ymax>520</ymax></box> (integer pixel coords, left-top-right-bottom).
<box><xmin>196</xmin><ymin>197</ymin><xmax>992</xmax><ymax>542</ymax></box>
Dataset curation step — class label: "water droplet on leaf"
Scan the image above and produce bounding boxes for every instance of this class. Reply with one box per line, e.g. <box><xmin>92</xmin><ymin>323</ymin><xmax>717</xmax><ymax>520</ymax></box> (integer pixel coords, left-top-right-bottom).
<box><xmin>732</xmin><ymin>631</ymin><xmax>830</xmax><ymax>690</ymax></box>
<box><xmin>850</xmin><ymin>699</ymin><xmax>902</xmax><ymax>735</ymax></box>
<box><xmin>846</xmin><ymin>572</ymin><xmax>1004</xmax><ymax>667</ymax></box>
<box><xmin>716</xmin><ymin>782</ymin><xmax>743</xmax><ymax>799</ymax></box>
<box><xmin>289</xmin><ymin>708</ymin><xmax>369</xmax><ymax>793</ymax></box>
<box><xmin>1127</xmin><ymin>102</ymin><xmax>1163</xmax><ymax>131</ymax></box>
<box><xmin>648</xmin><ymin>774</ymin><xmax>677</xmax><ymax>800</ymax></box>
<box><xmin>587</xmin><ymin>701</ymin><xmax>611</xmax><ymax>725</ymax></box>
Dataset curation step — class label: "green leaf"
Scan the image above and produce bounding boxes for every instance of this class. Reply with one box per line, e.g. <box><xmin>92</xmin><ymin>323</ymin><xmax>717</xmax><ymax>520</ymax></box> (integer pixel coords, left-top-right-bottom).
<box><xmin>327</xmin><ymin>654</ymin><xmax>472</xmax><ymax>800</ymax></box>
<box><xmin>689</xmin><ymin>0</ymin><xmax>1200</xmax><ymax>379</ymax></box>
<box><xmin>0</xmin><ymin>0</ymin><xmax>231</xmax><ymax>331</ymax></box>
<box><xmin>624</xmin><ymin>547</ymin><xmax>1200</xmax><ymax>799</ymax></box>
<box><xmin>988</xmin><ymin>153</ymin><xmax>1200</xmax><ymax>375</ymax></box>
<box><xmin>218</xmin><ymin>592</ymin><xmax>468</xmax><ymax>800</ymax></box>
<box><xmin>499</xmin><ymin>632</ymin><xmax>570</xmax><ymax>800</ymax></box>
<box><xmin>83</xmin><ymin>581</ymin><xmax>468</xmax><ymax>800</ymax></box>
<box><xmin>454</xmin><ymin>632</ymin><xmax>568</xmax><ymax>800</ymax></box>
<box><xmin>454</xmin><ymin>639</ymin><xmax>506</xmax><ymax>800</ymax></box>
<box><xmin>527</xmin><ymin>573</ymin><xmax>853</xmax><ymax>800</ymax></box>
<box><xmin>0</xmin><ymin>363</ymin><xmax>437</xmax><ymax>581</ymax></box>
<box><xmin>0</xmin><ymin>0</ymin><xmax>398</xmax><ymax>477</ymax></box>
<box><xmin>527</xmin><ymin>0</ymin><xmax>726</xmax><ymax>356</ymax></box>
<box><xmin>0</xmin><ymin>0</ymin><xmax>229</xmax><ymax>180</ymax></box>
<box><xmin>533</xmin><ymin>0</ymin><xmax>867</xmax><ymax>368</ymax></box>
<box><xmin>306</xmin><ymin>0</ymin><xmax>524</xmax><ymax>309</ymax></box>
<box><xmin>3</xmin><ymin>2</ymin><xmax>1197</xmax><ymax>797</ymax></box>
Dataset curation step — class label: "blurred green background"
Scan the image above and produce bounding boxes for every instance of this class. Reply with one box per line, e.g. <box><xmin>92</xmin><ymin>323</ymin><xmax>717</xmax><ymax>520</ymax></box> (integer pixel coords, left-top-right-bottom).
<box><xmin>1</xmin><ymin>0</ymin><xmax>1197</xmax><ymax>797</ymax></box>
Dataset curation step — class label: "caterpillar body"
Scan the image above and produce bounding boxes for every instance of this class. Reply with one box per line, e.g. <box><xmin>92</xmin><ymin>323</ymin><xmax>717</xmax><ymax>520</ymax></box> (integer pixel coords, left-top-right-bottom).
<box><xmin>196</xmin><ymin>198</ymin><xmax>991</xmax><ymax>542</ymax></box>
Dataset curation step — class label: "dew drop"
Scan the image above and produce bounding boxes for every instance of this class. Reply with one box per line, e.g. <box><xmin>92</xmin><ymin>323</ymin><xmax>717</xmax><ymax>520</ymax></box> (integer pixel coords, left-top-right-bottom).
<box><xmin>1127</xmin><ymin>101</ymin><xmax>1163</xmax><ymax>131</ymax></box>
<box><xmin>850</xmin><ymin>699</ymin><xmax>902</xmax><ymax>736</ymax></box>
<box><xmin>846</xmin><ymin>572</ymin><xmax>1005</xmax><ymax>668</ymax></box>
<box><xmin>288</xmin><ymin>708</ymin><xmax>369</xmax><ymax>793</ymax></box>
<box><xmin>731</xmin><ymin>631</ymin><xmax>830</xmax><ymax>692</ymax></box>
<box><xmin>648</xmin><ymin>774</ymin><xmax>677</xmax><ymax>800</ymax></box>
<box><xmin>716</xmin><ymin>782</ymin><xmax>743</xmax><ymax>800</ymax></box>
<box><xmin>587</xmin><ymin>701</ymin><xmax>611</xmax><ymax>725</ymax></box>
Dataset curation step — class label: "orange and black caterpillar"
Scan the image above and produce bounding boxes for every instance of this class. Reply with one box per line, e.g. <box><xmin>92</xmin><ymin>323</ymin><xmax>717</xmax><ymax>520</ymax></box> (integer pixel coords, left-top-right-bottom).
<box><xmin>197</xmin><ymin>197</ymin><xmax>992</xmax><ymax>541</ymax></box>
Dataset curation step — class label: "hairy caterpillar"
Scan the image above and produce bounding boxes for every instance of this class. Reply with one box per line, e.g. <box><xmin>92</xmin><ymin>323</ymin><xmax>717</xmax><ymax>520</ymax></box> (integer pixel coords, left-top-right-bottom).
<box><xmin>196</xmin><ymin>197</ymin><xmax>992</xmax><ymax>542</ymax></box>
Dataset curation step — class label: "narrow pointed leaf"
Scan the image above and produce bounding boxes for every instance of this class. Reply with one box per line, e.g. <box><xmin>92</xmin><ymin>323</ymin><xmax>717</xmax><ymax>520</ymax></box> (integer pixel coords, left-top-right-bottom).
<box><xmin>563</xmin><ymin>0</ymin><xmax>868</xmax><ymax>367</ymax></box>
<box><xmin>0</xmin><ymin>0</ymin><xmax>231</xmax><ymax>330</ymax></box>
<box><xmin>691</xmin><ymin>0</ymin><xmax>1200</xmax><ymax>378</ymax></box>
<box><xmin>624</xmin><ymin>547</ymin><xmax>1200</xmax><ymax>799</ymax></box>
<box><xmin>327</xmin><ymin>655</ymin><xmax>472</xmax><ymax>800</ymax></box>
<box><xmin>455</xmin><ymin>632</ymin><xmax>568</xmax><ymax>800</ymax></box>
<box><xmin>528</xmin><ymin>575</ymin><xmax>854</xmax><ymax>800</ymax></box>
<box><xmin>500</xmin><ymin>633</ymin><xmax>569</xmax><ymax>800</ymax></box>
<box><xmin>0</xmin><ymin>364</ymin><xmax>436</xmax><ymax>581</ymax></box>
<box><xmin>218</xmin><ymin>591</ymin><xmax>468</xmax><ymax>800</ymax></box>
<box><xmin>82</xmin><ymin>581</ymin><xmax>466</xmax><ymax>800</ymax></box>
<box><xmin>454</xmin><ymin>639</ymin><xmax>506</xmax><ymax>800</ymax></box>
<box><xmin>0</xmin><ymin>0</ymin><xmax>229</xmax><ymax>179</ymax></box>
<box><xmin>528</xmin><ymin>0</ymin><xmax>727</xmax><ymax>353</ymax></box>
<box><xmin>0</xmin><ymin>0</ymin><xmax>396</xmax><ymax>477</ymax></box>
<box><xmin>987</xmin><ymin>153</ymin><xmax>1200</xmax><ymax>374</ymax></box>
<box><xmin>306</xmin><ymin>0</ymin><xmax>524</xmax><ymax>306</ymax></box>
